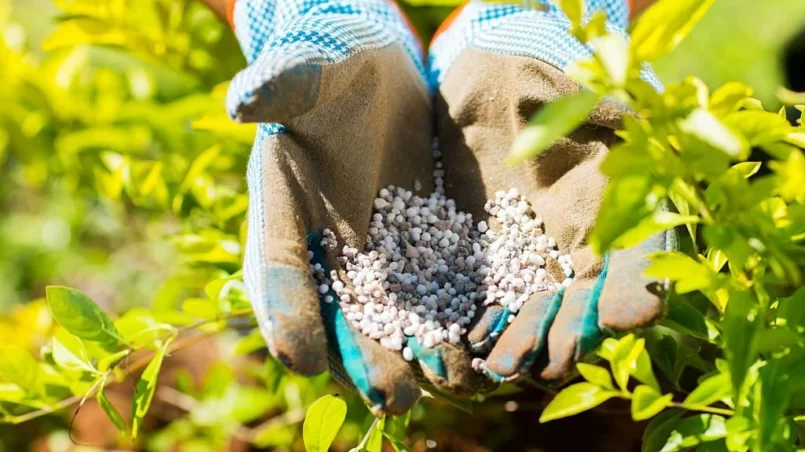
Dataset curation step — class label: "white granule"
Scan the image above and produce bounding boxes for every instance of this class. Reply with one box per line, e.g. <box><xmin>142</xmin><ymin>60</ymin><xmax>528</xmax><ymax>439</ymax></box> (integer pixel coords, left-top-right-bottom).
<box><xmin>310</xmin><ymin>144</ymin><xmax>574</xmax><ymax>355</ymax></box>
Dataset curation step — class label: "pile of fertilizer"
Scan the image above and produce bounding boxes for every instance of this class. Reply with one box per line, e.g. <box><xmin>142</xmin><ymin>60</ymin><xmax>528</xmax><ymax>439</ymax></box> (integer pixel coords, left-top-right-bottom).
<box><xmin>310</xmin><ymin>149</ymin><xmax>574</xmax><ymax>360</ymax></box>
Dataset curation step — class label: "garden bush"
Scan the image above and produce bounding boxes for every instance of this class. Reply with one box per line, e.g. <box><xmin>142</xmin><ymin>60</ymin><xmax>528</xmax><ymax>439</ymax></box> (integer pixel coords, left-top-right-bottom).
<box><xmin>0</xmin><ymin>0</ymin><xmax>804</xmax><ymax>450</ymax></box>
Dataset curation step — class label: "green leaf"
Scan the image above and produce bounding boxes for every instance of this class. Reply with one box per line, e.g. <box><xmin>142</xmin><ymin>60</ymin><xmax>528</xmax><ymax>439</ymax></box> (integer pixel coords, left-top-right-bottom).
<box><xmin>611</xmin><ymin>335</ymin><xmax>645</xmax><ymax>391</ymax></box>
<box><xmin>592</xmin><ymin>34</ymin><xmax>630</xmax><ymax>87</ymax></box>
<box><xmin>777</xmin><ymin>288</ymin><xmax>805</xmax><ymax>332</ymax></box>
<box><xmin>704</xmin><ymin>248</ymin><xmax>728</xmax><ymax>273</ymax></box>
<box><xmin>46</xmin><ymin>286</ymin><xmax>122</xmax><ymax>350</ymax></box>
<box><xmin>682</xmin><ymin>373</ymin><xmax>731</xmax><ymax>408</ymax></box>
<box><xmin>114</xmin><ymin>308</ymin><xmax>174</xmax><ymax>347</ymax></box>
<box><xmin>383</xmin><ymin>435</ymin><xmax>414</xmax><ymax>452</ymax></box>
<box><xmin>631</xmin><ymin>385</ymin><xmax>673</xmax><ymax>421</ymax></box>
<box><xmin>52</xmin><ymin>332</ymin><xmax>96</xmax><ymax>374</ymax></box>
<box><xmin>507</xmin><ymin>91</ymin><xmax>600</xmax><ymax>164</ymax></box>
<box><xmin>364</xmin><ymin>416</ymin><xmax>385</xmax><ymax>452</ymax></box>
<box><xmin>771</xmin><ymin>150</ymin><xmax>805</xmax><ymax>203</ymax></box>
<box><xmin>598</xmin><ymin>337</ymin><xmax>618</xmax><ymax>361</ymax></box>
<box><xmin>265</xmin><ymin>355</ymin><xmax>287</xmax><ymax>394</ymax></box>
<box><xmin>303</xmin><ymin>394</ymin><xmax>348</xmax><ymax>452</ymax></box>
<box><xmin>630</xmin><ymin>0</ymin><xmax>716</xmax><ymax>61</ymax></box>
<box><xmin>539</xmin><ymin>383</ymin><xmax>619</xmax><ymax>422</ymax></box>
<box><xmin>0</xmin><ymin>347</ymin><xmax>41</xmax><ymax>394</ymax></box>
<box><xmin>131</xmin><ymin>347</ymin><xmax>166</xmax><ymax>439</ymax></box>
<box><xmin>634</xmin><ymin>349</ymin><xmax>661</xmax><ymax>392</ymax></box>
<box><xmin>643</xmin><ymin>409</ymin><xmax>684</xmax><ymax>452</ymax></box>
<box><xmin>576</xmin><ymin>363</ymin><xmax>614</xmax><ymax>390</ymax></box>
<box><xmin>709</xmin><ymin>82</ymin><xmax>753</xmax><ymax>116</ymax></box>
<box><xmin>722</xmin><ymin>289</ymin><xmax>759</xmax><ymax>402</ymax></box>
<box><xmin>42</xmin><ymin>17</ymin><xmax>129</xmax><ymax>51</ymax></box>
<box><xmin>98</xmin><ymin>349</ymin><xmax>131</xmax><ymax>373</ymax></box>
<box><xmin>384</xmin><ymin>410</ymin><xmax>411</xmax><ymax>443</ymax></box>
<box><xmin>234</xmin><ymin>329</ymin><xmax>267</xmax><ymax>355</ymax></box>
<box><xmin>611</xmin><ymin>211</ymin><xmax>699</xmax><ymax>250</ymax></box>
<box><xmin>728</xmin><ymin>162</ymin><xmax>761</xmax><ymax>179</ymax></box>
<box><xmin>757</xmin><ymin>359</ymin><xmax>791</xmax><ymax>450</ymax></box>
<box><xmin>659</xmin><ymin>414</ymin><xmax>727</xmax><ymax>452</ymax></box>
<box><xmin>724</xmin><ymin>110</ymin><xmax>792</xmax><ymax>146</ymax></box>
<box><xmin>644</xmin><ymin>252</ymin><xmax>720</xmax><ymax>294</ymax></box>
<box><xmin>678</xmin><ymin>109</ymin><xmax>749</xmax><ymax>160</ymax></box>
<box><xmin>178</xmin><ymin>145</ymin><xmax>221</xmax><ymax>195</ymax></box>
<box><xmin>384</xmin><ymin>411</ymin><xmax>412</xmax><ymax>452</ymax></box>
<box><xmin>646</xmin><ymin>334</ymin><xmax>678</xmax><ymax>387</ymax></box>
<box><xmin>754</xmin><ymin>328</ymin><xmax>802</xmax><ymax>354</ymax></box>
<box><xmin>181</xmin><ymin>298</ymin><xmax>218</xmax><ymax>320</ymax></box>
<box><xmin>589</xmin><ymin>174</ymin><xmax>656</xmax><ymax>255</ymax></box>
<box><xmin>557</xmin><ymin>0</ymin><xmax>584</xmax><ymax>27</ymax></box>
<box><xmin>98</xmin><ymin>387</ymin><xmax>127</xmax><ymax>434</ymax></box>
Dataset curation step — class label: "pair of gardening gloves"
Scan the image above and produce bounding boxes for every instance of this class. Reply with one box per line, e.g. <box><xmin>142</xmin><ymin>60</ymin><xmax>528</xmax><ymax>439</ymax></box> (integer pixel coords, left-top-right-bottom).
<box><xmin>222</xmin><ymin>0</ymin><xmax>673</xmax><ymax>414</ymax></box>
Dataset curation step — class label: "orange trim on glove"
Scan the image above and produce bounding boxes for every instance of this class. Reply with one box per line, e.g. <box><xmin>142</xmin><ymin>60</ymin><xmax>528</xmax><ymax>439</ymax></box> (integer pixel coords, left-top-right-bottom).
<box><xmin>227</xmin><ymin>0</ymin><xmax>237</xmax><ymax>30</ymax></box>
<box><xmin>431</xmin><ymin>3</ymin><xmax>466</xmax><ymax>44</ymax></box>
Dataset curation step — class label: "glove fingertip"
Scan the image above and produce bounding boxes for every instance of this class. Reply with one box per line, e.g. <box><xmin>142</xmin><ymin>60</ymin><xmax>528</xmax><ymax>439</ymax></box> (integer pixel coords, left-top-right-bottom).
<box><xmin>466</xmin><ymin>306</ymin><xmax>511</xmax><ymax>351</ymax></box>
<box><xmin>255</xmin><ymin>265</ymin><xmax>330</xmax><ymax>375</ymax></box>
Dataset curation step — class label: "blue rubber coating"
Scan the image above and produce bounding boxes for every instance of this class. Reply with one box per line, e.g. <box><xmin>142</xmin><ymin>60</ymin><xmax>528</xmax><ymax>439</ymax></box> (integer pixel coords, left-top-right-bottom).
<box><xmin>481</xmin><ymin>289</ymin><xmax>565</xmax><ymax>382</ymax></box>
<box><xmin>306</xmin><ymin>233</ymin><xmax>385</xmax><ymax>407</ymax></box>
<box><xmin>406</xmin><ymin>336</ymin><xmax>448</xmax><ymax>379</ymax></box>
<box><xmin>576</xmin><ymin>253</ymin><xmax>609</xmax><ymax>356</ymax></box>
<box><xmin>518</xmin><ymin>289</ymin><xmax>565</xmax><ymax>372</ymax></box>
<box><xmin>469</xmin><ymin>308</ymin><xmax>513</xmax><ymax>351</ymax></box>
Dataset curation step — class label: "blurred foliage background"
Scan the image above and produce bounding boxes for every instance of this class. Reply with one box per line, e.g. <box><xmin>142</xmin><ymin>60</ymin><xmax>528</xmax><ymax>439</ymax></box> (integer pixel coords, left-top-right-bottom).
<box><xmin>1</xmin><ymin>0</ymin><xmax>804</xmax><ymax>450</ymax></box>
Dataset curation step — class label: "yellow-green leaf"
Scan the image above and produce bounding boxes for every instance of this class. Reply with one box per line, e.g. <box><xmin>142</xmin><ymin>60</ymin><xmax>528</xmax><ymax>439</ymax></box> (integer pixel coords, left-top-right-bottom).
<box><xmin>682</xmin><ymin>372</ymin><xmax>732</xmax><ymax>408</ymax></box>
<box><xmin>52</xmin><ymin>332</ymin><xmax>95</xmax><ymax>374</ymax></box>
<box><xmin>710</xmin><ymin>82</ymin><xmax>753</xmax><ymax>116</ymax></box>
<box><xmin>678</xmin><ymin>109</ymin><xmax>749</xmax><ymax>160</ymax></box>
<box><xmin>611</xmin><ymin>211</ymin><xmax>699</xmax><ymax>250</ymax></box>
<box><xmin>644</xmin><ymin>252</ymin><xmax>720</xmax><ymax>294</ymax></box>
<box><xmin>46</xmin><ymin>286</ymin><xmax>122</xmax><ymax>350</ymax></box>
<box><xmin>634</xmin><ymin>349</ymin><xmax>661</xmax><ymax>392</ymax></box>
<box><xmin>631</xmin><ymin>385</ymin><xmax>673</xmax><ymax>421</ymax></box>
<box><xmin>611</xmin><ymin>334</ymin><xmax>645</xmax><ymax>391</ymax></box>
<box><xmin>365</xmin><ymin>416</ymin><xmax>385</xmax><ymax>452</ymax></box>
<box><xmin>539</xmin><ymin>383</ymin><xmax>619</xmax><ymax>423</ymax></box>
<box><xmin>0</xmin><ymin>347</ymin><xmax>41</xmax><ymax>394</ymax></box>
<box><xmin>98</xmin><ymin>387</ymin><xmax>127</xmax><ymax>434</ymax></box>
<box><xmin>557</xmin><ymin>0</ymin><xmax>584</xmax><ymax>27</ymax></box>
<box><xmin>303</xmin><ymin>394</ymin><xmax>348</xmax><ymax>452</ymax></box>
<box><xmin>576</xmin><ymin>363</ymin><xmax>614</xmax><ymax>390</ymax></box>
<box><xmin>131</xmin><ymin>347</ymin><xmax>166</xmax><ymax>438</ymax></box>
<box><xmin>630</xmin><ymin>0</ymin><xmax>716</xmax><ymax>61</ymax></box>
<box><xmin>592</xmin><ymin>34</ymin><xmax>630</xmax><ymax>87</ymax></box>
<box><xmin>507</xmin><ymin>91</ymin><xmax>600</xmax><ymax>164</ymax></box>
<box><xmin>98</xmin><ymin>349</ymin><xmax>131</xmax><ymax>373</ymax></box>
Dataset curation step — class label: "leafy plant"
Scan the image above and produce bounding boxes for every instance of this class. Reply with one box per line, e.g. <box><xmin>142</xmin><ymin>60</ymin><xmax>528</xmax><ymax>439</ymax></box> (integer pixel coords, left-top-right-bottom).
<box><xmin>515</xmin><ymin>0</ymin><xmax>805</xmax><ymax>450</ymax></box>
<box><xmin>1</xmin><ymin>0</ymin><xmax>805</xmax><ymax>450</ymax></box>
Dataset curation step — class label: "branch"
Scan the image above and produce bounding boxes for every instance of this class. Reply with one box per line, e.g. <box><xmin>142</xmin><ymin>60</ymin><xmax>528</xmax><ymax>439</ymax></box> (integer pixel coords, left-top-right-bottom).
<box><xmin>8</xmin><ymin>309</ymin><xmax>254</xmax><ymax>425</ymax></box>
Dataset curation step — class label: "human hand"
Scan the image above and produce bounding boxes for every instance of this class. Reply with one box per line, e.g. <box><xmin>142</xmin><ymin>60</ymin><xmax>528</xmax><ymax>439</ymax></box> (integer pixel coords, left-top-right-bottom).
<box><xmin>429</xmin><ymin>0</ymin><xmax>671</xmax><ymax>383</ymax></box>
<box><xmin>223</xmin><ymin>0</ymin><xmax>490</xmax><ymax>414</ymax></box>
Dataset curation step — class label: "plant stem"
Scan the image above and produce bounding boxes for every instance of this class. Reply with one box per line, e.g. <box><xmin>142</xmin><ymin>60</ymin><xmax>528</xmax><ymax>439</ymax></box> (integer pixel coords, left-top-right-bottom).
<box><xmin>669</xmin><ymin>402</ymin><xmax>735</xmax><ymax>417</ymax></box>
<box><xmin>9</xmin><ymin>309</ymin><xmax>253</xmax><ymax>425</ymax></box>
<box><xmin>356</xmin><ymin>416</ymin><xmax>382</xmax><ymax>450</ymax></box>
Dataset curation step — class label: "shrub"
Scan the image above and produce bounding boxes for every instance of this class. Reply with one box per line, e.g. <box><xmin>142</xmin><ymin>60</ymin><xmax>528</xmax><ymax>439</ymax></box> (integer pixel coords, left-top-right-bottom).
<box><xmin>0</xmin><ymin>0</ymin><xmax>804</xmax><ymax>450</ymax></box>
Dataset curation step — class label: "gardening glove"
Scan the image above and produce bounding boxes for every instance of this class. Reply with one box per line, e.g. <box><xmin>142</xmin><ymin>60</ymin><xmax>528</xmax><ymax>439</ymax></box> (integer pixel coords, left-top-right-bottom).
<box><xmin>226</xmin><ymin>0</ymin><xmax>488</xmax><ymax>415</ymax></box>
<box><xmin>429</xmin><ymin>0</ymin><xmax>674</xmax><ymax>383</ymax></box>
